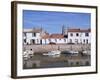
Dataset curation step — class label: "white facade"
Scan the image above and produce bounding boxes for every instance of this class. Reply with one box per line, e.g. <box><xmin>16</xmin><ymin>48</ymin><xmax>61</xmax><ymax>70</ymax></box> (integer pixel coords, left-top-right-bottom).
<box><xmin>67</xmin><ymin>29</ymin><xmax>91</xmax><ymax>44</ymax></box>
<box><xmin>24</xmin><ymin>32</ymin><xmax>41</xmax><ymax>45</ymax></box>
<box><xmin>23</xmin><ymin>28</ymin><xmax>91</xmax><ymax>45</ymax></box>
<box><xmin>42</xmin><ymin>38</ymin><xmax>67</xmax><ymax>45</ymax></box>
<box><xmin>23</xmin><ymin>28</ymin><xmax>42</xmax><ymax>45</ymax></box>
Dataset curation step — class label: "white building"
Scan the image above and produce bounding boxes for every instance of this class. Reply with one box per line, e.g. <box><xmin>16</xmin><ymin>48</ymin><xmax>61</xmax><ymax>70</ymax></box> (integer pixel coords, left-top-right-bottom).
<box><xmin>23</xmin><ymin>27</ymin><xmax>91</xmax><ymax>45</ymax></box>
<box><xmin>41</xmin><ymin>34</ymin><xmax>67</xmax><ymax>45</ymax></box>
<box><xmin>66</xmin><ymin>28</ymin><xmax>91</xmax><ymax>44</ymax></box>
<box><xmin>23</xmin><ymin>28</ymin><xmax>44</xmax><ymax>45</ymax></box>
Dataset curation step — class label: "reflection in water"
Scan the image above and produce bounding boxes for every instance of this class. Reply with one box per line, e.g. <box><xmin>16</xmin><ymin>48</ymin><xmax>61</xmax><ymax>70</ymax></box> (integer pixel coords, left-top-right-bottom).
<box><xmin>23</xmin><ymin>51</ymin><xmax>91</xmax><ymax>69</ymax></box>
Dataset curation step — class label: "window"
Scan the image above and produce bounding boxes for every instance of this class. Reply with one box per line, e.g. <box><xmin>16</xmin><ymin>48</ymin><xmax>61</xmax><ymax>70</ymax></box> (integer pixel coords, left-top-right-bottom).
<box><xmin>83</xmin><ymin>39</ymin><xmax>85</xmax><ymax>43</ymax></box>
<box><xmin>64</xmin><ymin>35</ymin><xmax>68</xmax><ymax>38</ymax></box>
<box><xmin>86</xmin><ymin>39</ymin><xmax>88</xmax><ymax>44</ymax></box>
<box><xmin>32</xmin><ymin>39</ymin><xmax>35</xmax><ymax>44</ymax></box>
<box><xmin>40</xmin><ymin>40</ymin><xmax>42</xmax><ymax>44</ymax></box>
<box><xmin>32</xmin><ymin>33</ymin><xmax>36</xmax><ymax>37</ymax></box>
<box><xmin>76</xmin><ymin>33</ymin><xmax>79</xmax><ymax>36</ymax></box>
<box><xmin>85</xmin><ymin>33</ymin><xmax>89</xmax><ymax>36</ymax></box>
<box><xmin>70</xmin><ymin>33</ymin><xmax>73</xmax><ymax>36</ymax></box>
<box><xmin>24</xmin><ymin>39</ymin><xmax>26</xmax><ymax>43</ymax></box>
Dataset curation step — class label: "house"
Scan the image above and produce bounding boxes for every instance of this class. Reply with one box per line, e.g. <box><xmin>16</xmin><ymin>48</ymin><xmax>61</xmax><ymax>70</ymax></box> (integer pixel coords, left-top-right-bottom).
<box><xmin>41</xmin><ymin>34</ymin><xmax>67</xmax><ymax>45</ymax></box>
<box><xmin>66</xmin><ymin>28</ymin><xmax>91</xmax><ymax>44</ymax></box>
<box><xmin>23</xmin><ymin>28</ymin><xmax>47</xmax><ymax>45</ymax></box>
<box><xmin>23</xmin><ymin>27</ymin><xmax>91</xmax><ymax>45</ymax></box>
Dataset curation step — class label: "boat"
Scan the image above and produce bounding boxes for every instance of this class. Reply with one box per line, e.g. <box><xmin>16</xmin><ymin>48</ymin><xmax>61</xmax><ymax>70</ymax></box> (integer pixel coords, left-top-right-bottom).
<box><xmin>68</xmin><ymin>51</ymin><xmax>79</xmax><ymax>54</ymax></box>
<box><xmin>82</xmin><ymin>50</ymin><xmax>90</xmax><ymax>55</ymax></box>
<box><xmin>43</xmin><ymin>45</ymin><xmax>61</xmax><ymax>57</ymax></box>
<box><xmin>23</xmin><ymin>50</ymin><xmax>34</xmax><ymax>59</ymax></box>
<box><xmin>43</xmin><ymin>50</ymin><xmax>61</xmax><ymax>57</ymax></box>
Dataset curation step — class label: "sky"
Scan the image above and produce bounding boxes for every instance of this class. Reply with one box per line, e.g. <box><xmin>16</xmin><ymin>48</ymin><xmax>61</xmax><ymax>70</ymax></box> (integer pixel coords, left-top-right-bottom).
<box><xmin>23</xmin><ymin>10</ymin><xmax>91</xmax><ymax>34</ymax></box>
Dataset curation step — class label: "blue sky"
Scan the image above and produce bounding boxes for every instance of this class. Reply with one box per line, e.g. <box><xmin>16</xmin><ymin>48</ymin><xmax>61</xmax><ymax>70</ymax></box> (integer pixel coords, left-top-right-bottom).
<box><xmin>23</xmin><ymin>10</ymin><xmax>91</xmax><ymax>34</ymax></box>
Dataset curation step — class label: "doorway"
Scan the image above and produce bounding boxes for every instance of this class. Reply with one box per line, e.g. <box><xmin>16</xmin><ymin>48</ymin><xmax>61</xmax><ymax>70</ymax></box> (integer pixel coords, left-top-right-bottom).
<box><xmin>31</xmin><ymin>39</ymin><xmax>35</xmax><ymax>44</ymax></box>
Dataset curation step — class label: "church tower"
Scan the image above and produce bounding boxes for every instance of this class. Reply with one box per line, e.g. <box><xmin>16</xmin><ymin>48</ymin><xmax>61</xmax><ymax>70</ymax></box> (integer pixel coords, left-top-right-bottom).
<box><xmin>62</xmin><ymin>25</ymin><xmax>68</xmax><ymax>35</ymax></box>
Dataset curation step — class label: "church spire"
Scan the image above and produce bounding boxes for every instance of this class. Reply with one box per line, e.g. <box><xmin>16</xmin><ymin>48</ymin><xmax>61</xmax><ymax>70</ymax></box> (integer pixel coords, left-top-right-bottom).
<box><xmin>62</xmin><ymin>25</ymin><xmax>65</xmax><ymax>35</ymax></box>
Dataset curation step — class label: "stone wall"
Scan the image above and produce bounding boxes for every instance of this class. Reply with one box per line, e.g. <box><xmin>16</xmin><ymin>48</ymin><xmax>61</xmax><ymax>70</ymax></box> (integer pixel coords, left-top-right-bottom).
<box><xmin>23</xmin><ymin>44</ymin><xmax>91</xmax><ymax>53</ymax></box>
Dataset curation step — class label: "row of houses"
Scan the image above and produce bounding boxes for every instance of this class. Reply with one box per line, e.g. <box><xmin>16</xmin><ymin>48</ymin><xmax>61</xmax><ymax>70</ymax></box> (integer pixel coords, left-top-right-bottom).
<box><xmin>23</xmin><ymin>27</ymin><xmax>91</xmax><ymax>45</ymax></box>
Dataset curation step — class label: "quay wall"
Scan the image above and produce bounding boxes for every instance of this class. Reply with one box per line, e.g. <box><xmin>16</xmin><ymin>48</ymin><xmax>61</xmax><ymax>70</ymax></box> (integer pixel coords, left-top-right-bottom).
<box><xmin>23</xmin><ymin>44</ymin><xmax>91</xmax><ymax>53</ymax></box>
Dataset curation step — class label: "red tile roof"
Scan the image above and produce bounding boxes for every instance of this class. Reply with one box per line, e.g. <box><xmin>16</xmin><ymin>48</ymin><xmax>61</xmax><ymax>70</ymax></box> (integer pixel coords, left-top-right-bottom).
<box><xmin>42</xmin><ymin>34</ymin><xmax>64</xmax><ymax>39</ymax></box>
<box><xmin>50</xmin><ymin>34</ymin><xmax>64</xmax><ymax>38</ymax></box>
